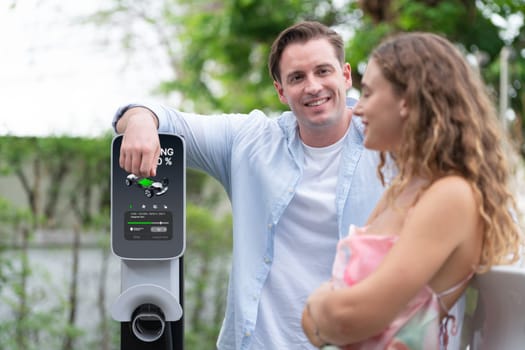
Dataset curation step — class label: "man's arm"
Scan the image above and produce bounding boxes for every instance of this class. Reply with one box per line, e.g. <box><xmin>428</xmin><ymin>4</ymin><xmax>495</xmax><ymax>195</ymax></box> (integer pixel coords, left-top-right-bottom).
<box><xmin>116</xmin><ymin>107</ymin><xmax>160</xmax><ymax>177</ymax></box>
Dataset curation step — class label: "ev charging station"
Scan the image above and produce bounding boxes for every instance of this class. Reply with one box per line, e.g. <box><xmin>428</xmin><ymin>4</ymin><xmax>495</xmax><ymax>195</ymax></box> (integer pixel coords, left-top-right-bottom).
<box><xmin>110</xmin><ymin>133</ymin><xmax>185</xmax><ymax>350</ymax></box>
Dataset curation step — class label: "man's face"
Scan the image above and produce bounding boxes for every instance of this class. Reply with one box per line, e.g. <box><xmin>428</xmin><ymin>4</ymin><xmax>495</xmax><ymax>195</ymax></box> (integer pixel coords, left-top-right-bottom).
<box><xmin>274</xmin><ymin>38</ymin><xmax>352</xmax><ymax>147</ymax></box>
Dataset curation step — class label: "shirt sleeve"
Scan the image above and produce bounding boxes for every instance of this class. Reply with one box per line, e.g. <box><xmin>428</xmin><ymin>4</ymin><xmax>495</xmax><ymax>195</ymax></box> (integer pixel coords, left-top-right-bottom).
<box><xmin>111</xmin><ymin>102</ymin><xmax>264</xmax><ymax>189</ymax></box>
<box><xmin>111</xmin><ymin>102</ymin><xmax>167</xmax><ymax>133</ymax></box>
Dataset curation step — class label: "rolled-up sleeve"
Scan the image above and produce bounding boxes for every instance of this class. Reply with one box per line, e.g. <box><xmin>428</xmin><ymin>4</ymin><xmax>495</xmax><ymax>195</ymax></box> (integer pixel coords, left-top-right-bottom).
<box><xmin>111</xmin><ymin>102</ymin><xmax>168</xmax><ymax>133</ymax></box>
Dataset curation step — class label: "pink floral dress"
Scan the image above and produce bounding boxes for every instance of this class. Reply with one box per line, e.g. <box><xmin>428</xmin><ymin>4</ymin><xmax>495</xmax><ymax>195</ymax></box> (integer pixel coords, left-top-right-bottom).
<box><xmin>331</xmin><ymin>225</ymin><xmax>471</xmax><ymax>350</ymax></box>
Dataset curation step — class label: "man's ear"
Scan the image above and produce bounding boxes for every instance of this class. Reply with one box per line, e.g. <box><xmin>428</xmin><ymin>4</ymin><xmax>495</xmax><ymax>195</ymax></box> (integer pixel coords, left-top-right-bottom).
<box><xmin>343</xmin><ymin>63</ymin><xmax>352</xmax><ymax>90</ymax></box>
<box><xmin>274</xmin><ymin>81</ymin><xmax>288</xmax><ymax>105</ymax></box>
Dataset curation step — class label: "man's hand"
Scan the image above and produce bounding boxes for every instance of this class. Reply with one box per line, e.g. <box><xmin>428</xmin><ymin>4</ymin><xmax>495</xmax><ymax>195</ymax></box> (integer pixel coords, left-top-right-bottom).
<box><xmin>116</xmin><ymin>107</ymin><xmax>160</xmax><ymax>177</ymax></box>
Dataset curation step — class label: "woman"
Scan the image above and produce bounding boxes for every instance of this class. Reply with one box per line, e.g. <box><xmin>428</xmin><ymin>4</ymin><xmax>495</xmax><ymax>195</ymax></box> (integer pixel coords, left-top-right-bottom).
<box><xmin>302</xmin><ymin>32</ymin><xmax>523</xmax><ymax>349</ymax></box>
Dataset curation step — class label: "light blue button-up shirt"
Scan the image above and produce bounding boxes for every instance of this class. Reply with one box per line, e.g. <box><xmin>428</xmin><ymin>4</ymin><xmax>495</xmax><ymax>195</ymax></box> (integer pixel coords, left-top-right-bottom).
<box><xmin>113</xmin><ymin>102</ymin><xmax>385</xmax><ymax>349</ymax></box>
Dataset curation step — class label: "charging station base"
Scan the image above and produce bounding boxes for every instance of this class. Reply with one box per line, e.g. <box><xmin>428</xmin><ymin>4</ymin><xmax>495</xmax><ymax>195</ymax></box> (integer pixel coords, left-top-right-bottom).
<box><xmin>121</xmin><ymin>320</ymin><xmax>184</xmax><ymax>350</ymax></box>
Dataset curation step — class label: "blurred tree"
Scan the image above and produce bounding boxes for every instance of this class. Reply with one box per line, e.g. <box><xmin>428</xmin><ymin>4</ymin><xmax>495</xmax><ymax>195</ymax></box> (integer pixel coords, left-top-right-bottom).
<box><xmin>346</xmin><ymin>0</ymin><xmax>525</xmax><ymax>157</ymax></box>
<box><xmin>0</xmin><ymin>135</ymin><xmax>113</xmax><ymax>350</ymax></box>
<box><xmin>0</xmin><ymin>137</ymin><xmax>43</xmax><ymax>229</ymax></box>
<box><xmin>89</xmin><ymin>0</ymin><xmax>525</xmax><ymax>153</ymax></box>
<box><xmin>0</xmin><ymin>197</ymin><xmax>32</xmax><ymax>350</ymax></box>
<box><xmin>61</xmin><ymin>134</ymin><xmax>112</xmax><ymax>350</ymax></box>
<box><xmin>184</xmin><ymin>203</ymin><xmax>232</xmax><ymax>349</ymax></box>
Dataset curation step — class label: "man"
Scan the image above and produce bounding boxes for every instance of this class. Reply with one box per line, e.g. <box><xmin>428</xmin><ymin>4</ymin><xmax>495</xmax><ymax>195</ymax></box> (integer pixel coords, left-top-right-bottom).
<box><xmin>114</xmin><ymin>21</ymin><xmax>381</xmax><ymax>349</ymax></box>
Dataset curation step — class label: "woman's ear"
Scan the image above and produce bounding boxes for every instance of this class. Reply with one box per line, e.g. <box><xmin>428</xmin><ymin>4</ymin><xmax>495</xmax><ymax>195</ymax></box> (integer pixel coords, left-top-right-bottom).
<box><xmin>399</xmin><ymin>98</ymin><xmax>408</xmax><ymax>119</ymax></box>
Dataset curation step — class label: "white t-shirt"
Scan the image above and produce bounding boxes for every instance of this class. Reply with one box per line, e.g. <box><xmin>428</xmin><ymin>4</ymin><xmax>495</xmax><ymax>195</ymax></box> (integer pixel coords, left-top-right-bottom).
<box><xmin>250</xmin><ymin>137</ymin><xmax>345</xmax><ymax>349</ymax></box>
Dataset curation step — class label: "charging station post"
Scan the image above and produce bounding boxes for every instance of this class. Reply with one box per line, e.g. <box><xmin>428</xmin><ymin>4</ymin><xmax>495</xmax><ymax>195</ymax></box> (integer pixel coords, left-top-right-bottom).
<box><xmin>110</xmin><ymin>133</ymin><xmax>185</xmax><ymax>350</ymax></box>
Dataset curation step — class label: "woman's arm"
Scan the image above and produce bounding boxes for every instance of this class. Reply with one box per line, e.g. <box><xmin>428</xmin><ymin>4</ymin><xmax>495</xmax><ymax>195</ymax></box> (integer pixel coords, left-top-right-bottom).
<box><xmin>304</xmin><ymin>176</ymin><xmax>481</xmax><ymax>346</ymax></box>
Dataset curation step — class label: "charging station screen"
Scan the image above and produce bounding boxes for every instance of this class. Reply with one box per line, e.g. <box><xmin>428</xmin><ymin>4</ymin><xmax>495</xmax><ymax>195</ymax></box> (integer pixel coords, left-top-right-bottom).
<box><xmin>125</xmin><ymin>211</ymin><xmax>173</xmax><ymax>240</ymax></box>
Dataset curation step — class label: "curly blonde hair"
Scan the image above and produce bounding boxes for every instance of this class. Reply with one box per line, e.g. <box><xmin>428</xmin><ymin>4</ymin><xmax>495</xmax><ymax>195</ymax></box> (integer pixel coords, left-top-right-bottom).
<box><xmin>371</xmin><ymin>32</ymin><xmax>522</xmax><ymax>270</ymax></box>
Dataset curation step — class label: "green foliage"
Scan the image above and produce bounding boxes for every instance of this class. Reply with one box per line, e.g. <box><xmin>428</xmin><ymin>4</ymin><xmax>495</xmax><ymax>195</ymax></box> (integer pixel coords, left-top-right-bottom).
<box><xmin>0</xmin><ymin>135</ymin><xmax>99</xmax><ymax>349</ymax></box>
<box><xmin>0</xmin><ymin>136</ymin><xmax>35</xmax><ymax>177</ymax></box>
<box><xmin>395</xmin><ymin>0</ymin><xmax>469</xmax><ymax>33</ymax></box>
<box><xmin>0</xmin><ymin>257</ymin><xmax>82</xmax><ymax>350</ymax></box>
<box><xmin>0</xmin><ymin>197</ymin><xmax>25</xmax><ymax>294</ymax></box>
<box><xmin>347</xmin><ymin>21</ymin><xmax>392</xmax><ymax>88</ymax></box>
<box><xmin>0</xmin><ymin>133</ymin><xmax>233</xmax><ymax>349</ymax></box>
<box><xmin>171</xmin><ymin>0</ymin><xmax>355</xmax><ymax>113</ymax></box>
<box><xmin>67</xmin><ymin>134</ymin><xmax>113</xmax><ymax>228</ymax></box>
<box><xmin>184</xmin><ymin>203</ymin><xmax>232</xmax><ymax>348</ymax></box>
<box><xmin>0</xmin><ymin>135</ymin><xmax>113</xmax><ymax>229</ymax></box>
<box><xmin>0</xmin><ymin>242</ymin><xmax>64</xmax><ymax>349</ymax></box>
<box><xmin>86</xmin><ymin>1</ymin><xmax>525</xmax><ymax>155</ymax></box>
<box><xmin>0</xmin><ymin>198</ymin><xmax>31</xmax><ymax>295</ymax></box>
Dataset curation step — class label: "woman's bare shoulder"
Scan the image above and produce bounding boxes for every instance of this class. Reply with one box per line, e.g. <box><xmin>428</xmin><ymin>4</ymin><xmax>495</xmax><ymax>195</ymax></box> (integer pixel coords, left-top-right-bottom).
<box><xmin>421</xmin><ymin>175</ymin><xmax>477</xmax><ymax>210</ymax></box>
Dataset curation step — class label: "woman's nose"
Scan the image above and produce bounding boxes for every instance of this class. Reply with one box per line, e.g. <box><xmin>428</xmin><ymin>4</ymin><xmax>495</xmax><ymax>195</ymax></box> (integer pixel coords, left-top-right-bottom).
<box><xmin>352</xmin><ymin>100</ymin><xmax>363</xmax><ymax>117</ymax></box>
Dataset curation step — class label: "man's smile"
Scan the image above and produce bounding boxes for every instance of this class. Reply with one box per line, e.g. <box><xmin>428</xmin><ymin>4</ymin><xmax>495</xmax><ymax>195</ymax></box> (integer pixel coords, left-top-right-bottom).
<box><xmin>304</xmin><ymin>97</ymin><xmax>330</xmax><ymax>107</ymax></box>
